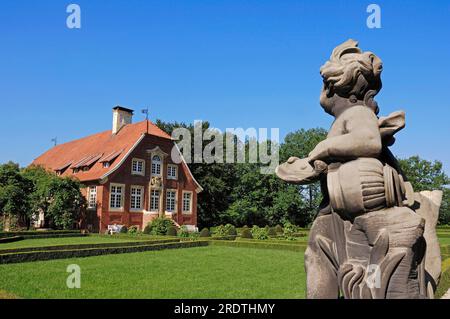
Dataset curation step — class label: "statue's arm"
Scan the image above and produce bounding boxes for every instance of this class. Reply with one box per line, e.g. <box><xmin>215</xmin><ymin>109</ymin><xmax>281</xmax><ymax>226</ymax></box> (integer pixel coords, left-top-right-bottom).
<box><xmin>308</xmin><ymin>106</ymin><xmax>382</xmax><ymax>162</ymax></box>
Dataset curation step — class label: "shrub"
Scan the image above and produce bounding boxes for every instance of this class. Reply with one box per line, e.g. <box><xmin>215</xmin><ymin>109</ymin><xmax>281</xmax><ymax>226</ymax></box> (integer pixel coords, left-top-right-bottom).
<box><xmin>283</xmin><ymin>221</ymin><xmax>298</xmax><ymax>240</ymax></box>
<box><xmin>128</xmin><ymin>225</ymin><xmax>139</xmax><ymax>234</ymax></box>
<box><xmin>251</xmin><ymin>226</ymin><xmax>269</xmax><ymax>240</ymax></box>
<box><xmin>166</xmin><ymin>226</ymin><xmax>178</xmax><ymax>237</ymax></box>
<box><xmin>147</xmin><ymin>217</ymin><xmax>174</xmax><ymax>236</ymax></box>
<box><xmin>213</xmin><ymin>224</ymin><xmax>237</xmax><ymax>237</ymax></box>
<box><xmin>143</xmin><ymin>224</ymin><xmax>151</xmax><ymax>234</ymax></box>
<box><xmin>119</xmin><ymin>226</ymin><xmax>128</xmax><ymax>234</ymax></box>
<box><xmin>268</xmin><ymin>227</ymin><xmax>277</xmax><ymax>237</ymax></box>
<box><xmin>225</xmin><ymin>224</ymin><xmax>237</xmax><ymax>236</ymax></box>
<box><xmin>178</xmin><ymin>225</ymin><xmax>190</xmax><ymax>238</ymax></box>
<box><xmin>199</xmin><ymin>228</ymin><xmax>211</xmax><ymax>237</ymax></box>
<box><xmin>275</xmin><ymin>225</ymin><xmax>283</xmax><ymax>234</ymax></box>
<box><xmin>241</xmin><ymin>228</ymin><xmax>253</xmax><ymax>239</ymax></box>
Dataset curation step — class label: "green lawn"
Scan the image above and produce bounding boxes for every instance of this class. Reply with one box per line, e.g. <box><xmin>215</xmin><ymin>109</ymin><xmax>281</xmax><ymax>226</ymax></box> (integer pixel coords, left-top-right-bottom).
<box><xmin>0</xmin><ymin>246</ymin><xmax>306</xmax><ymax>299</ymax></box>
<box><xmin>0</xmin><ymin>236</ymin><xmax>143</xmax><ymax>250</ymax></box>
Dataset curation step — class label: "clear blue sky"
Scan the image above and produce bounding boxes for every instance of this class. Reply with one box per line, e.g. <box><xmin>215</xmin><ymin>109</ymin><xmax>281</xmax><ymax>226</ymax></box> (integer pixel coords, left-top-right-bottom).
<box><xmin>1</xmin><ymin>0</ymin><xmax>449</xmax><ymax>172</ymax></box>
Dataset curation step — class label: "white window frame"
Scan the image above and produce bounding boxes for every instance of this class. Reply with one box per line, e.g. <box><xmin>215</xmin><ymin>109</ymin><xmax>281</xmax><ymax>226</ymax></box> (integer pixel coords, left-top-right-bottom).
<box><xmin>87</xmin><ymin>186</ymin><xmax>97</xmax><ymax>210</ymax></box>
<box><xmin>167</xmin><ymin>164</ymin><xmax>178</xmax><ymax>180</ymax></box>
<box><xmin>151</xmin><ymin>155</ymin><xmax>162</xmax><ymax>177</ymax></box>
<box><xmin>150</xmin><ymin>189</ymin><xmax>161</xmax><ymax>212</ymax></box>
<box><xmin>130</xmin><ymin>185</ymin><xmax>144</xmax><ymax>211</ymax></box>
<box><xmin>131</xmin><ymin>158</ymin><xmax>145</xmax><ymax>176</ymax></box>
<box><xmin>182</xmin><ymin>191</ymin><xmax>193</xmax><ymax>214</ymax></box>
<box><xmin>166</xmin><ymin>189</ymin><xmax>177</xmax><ymax>213</ymax></box>
<box><xmin>109</xmin><ymin>183</ymin><xmax>125</xmax><ymax>211</ymax></box>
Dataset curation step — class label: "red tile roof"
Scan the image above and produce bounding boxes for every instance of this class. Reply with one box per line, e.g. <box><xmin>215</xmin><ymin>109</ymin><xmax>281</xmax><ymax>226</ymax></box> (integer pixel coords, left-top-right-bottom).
<box><xmin>32</xmin><ymin>120</ymin><xmax>172</xmax><ymax>182</ymax></box>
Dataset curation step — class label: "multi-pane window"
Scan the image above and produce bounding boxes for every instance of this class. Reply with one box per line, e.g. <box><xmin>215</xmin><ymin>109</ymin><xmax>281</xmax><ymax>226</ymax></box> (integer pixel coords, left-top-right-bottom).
<box><xmin>151</xmin><ymin>155</ymin><xmax>162</xmax><ymax>176</ymax></box>
<box><xmin>131</xmin><ymin>159</ymin><xmax>145</xmax><ymax>175</ymax></box>
<box><xmin>150</xmin><ymin>190</ymin><xmax>160</xmax><ymax>211</ymax></box>
<box><xmin>88</xmin><ymin>186</ymin><xmax>97</xmax><ymax>209</ymax></box>
<box><xmin>182</xmin><ymin>192</ymin><xmax>192</xmax><ymax>214</ymax></box>
<box><xmin>130</xmin><ymin>186</ymin><xmax>143</xmax><ymax>210</ymax></box>
<box><xmin>167</xmin><ymin>164</ymin><xmax>178</xmax><ymax>180</ymax></box>
<box><xmin>110</xmin><ymin>184</ymin><xmax>123</xmax><ymax>209</ymax></box>
<box><xmin>166</xmin><ymin>190</ymin><xmax>176</xmax><ymax>212</ymax></box>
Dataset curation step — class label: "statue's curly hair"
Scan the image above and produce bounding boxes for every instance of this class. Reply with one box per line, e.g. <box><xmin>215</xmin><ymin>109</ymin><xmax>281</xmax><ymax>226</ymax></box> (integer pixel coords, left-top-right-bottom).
<box><xmin>320</xmin><ymin>39</ymin><xmax>383</xmax><ymax>100</ymax></box>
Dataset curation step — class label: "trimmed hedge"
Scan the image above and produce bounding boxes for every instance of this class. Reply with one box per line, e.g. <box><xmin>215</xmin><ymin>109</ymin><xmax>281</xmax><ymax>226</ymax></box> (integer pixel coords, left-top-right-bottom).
<box><xmin>0</xmin><ymin>241</ymin><xmax>208</xmax><ymax>264</ymax></box>
<box><xmin>208</xmin><ymin>240</ymin><xmax>307</xmax><ymax>252</ymax></box>
<box><xmin>199</xmin><ymin>228</ymin><xmax>211</xmax><ymax>237</ymax></box>
<box><xmin>0</xmin><ymin>230</ymin><xmax>81</xmax><ymax>238</ymax></box>
<box><xmin>21</xmin><ymin>234</ymin><xmax>88</xmax><ymax>240</ymax></box>
<box><xmin>0</xmin><ymin>238</ymin><xmax>181</xmax><ymax>255</ymax></box>
<box><xmin>236</xmin><ymin>238</ymin><xmax>308</xmax><ymax>246</ymax></box>
<box><xmin>207</xmin><ymin>235</ymin><xmax>237</xmax><ymax>241</ymax></box>
<box><xmin>0</xmin><ymin>236</ymin><xmax>24</xmax><ymax>244</ymax></box>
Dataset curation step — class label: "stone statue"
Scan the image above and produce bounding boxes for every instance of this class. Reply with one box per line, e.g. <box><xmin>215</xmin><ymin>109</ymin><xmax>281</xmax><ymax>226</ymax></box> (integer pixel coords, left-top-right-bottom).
<box><xmin>276</xmin><ymin>39</ymin><xmax>442</xmax><ymax>299</ymax></box>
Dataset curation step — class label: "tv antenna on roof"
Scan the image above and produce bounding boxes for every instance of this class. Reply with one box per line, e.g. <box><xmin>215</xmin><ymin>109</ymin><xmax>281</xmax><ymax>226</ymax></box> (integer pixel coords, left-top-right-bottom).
<box><xmin>51</xmin><ymin>137</ymin><xmax>58</xmax><ymax>147</ymax></box>
<box><xmin>141</xmin><ymin>107</ymin><xmax>149</xmax><ymax>134</ymax></box>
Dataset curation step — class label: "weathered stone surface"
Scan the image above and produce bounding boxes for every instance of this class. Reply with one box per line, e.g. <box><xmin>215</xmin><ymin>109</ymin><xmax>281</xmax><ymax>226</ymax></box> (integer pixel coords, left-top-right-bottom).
<box><xmin>277</xmin><ymin>39</ymin><xmax>441</xmax><ymax>299</ymax></box>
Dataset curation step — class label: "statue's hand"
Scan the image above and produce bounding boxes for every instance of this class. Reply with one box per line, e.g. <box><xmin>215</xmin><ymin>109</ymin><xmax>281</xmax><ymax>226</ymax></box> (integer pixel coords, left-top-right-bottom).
<box><xmin>275</xmin><ymin>157</ymin><xmax>323</xmax><ymax>184</ymax></box>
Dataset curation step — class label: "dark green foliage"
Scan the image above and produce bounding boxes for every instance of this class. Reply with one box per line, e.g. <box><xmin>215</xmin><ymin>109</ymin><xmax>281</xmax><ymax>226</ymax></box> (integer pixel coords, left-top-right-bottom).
<box><xmin>0</xmin><ymin>241</ymin><xmax>208</xmax><ymax>264</ymax></box>
<box><xmin>143</xmin><ymin>224</ymin><xmax>151</xmax><ymax>234</ymax></box>
<box><xmin>283</xmin><ymin>221</ymin><xmax>298</xmax><ymax>240</ymax></box>
<box><xmin>0</xmin><ymin>230</ymin><xmax>80</xmax><ymax>238</ymax></box>
<box><xmin>0</xmin><ymin>162</ymin><xmax>33</xmax><ymax>229</ymax></box>
<box><xmin>213</xmin><ymin>224</ymin><xmax>237</xmax><ymax>237</ymax></box>
<box><xmin>209</xmin><ymin>240</ymin><xmax>306</xmax><ymax>252</ymax></box>
<box><xmin>0</xmin><ymin>238</ymin><xmax>181</xmax><ymax>255</ymax></box>
<box><xmin>166</xmin><ymin>226</ymin><xmax>178</xmax><ymax>237</ymax></box>
<box><xmin>128</xmin><ymin>226</ymin><xmax>139</xmax><ymax>234</ymax></box>
<box><xmin>146</xmin><ymin>217</ymin><xmax>174</xmax><ymax>236</ymax></box>
<box><xmin>398</xmin><ymin>156</ymin><xmax>450</xmax><ymax>225</ymax></box>
<box><xmin>21</xmin><ymin>165</ymin><xmax>86</xmax><ymax>230</ymax></box>
<box><xmin>275</xmin><ymin>225</ymin><xmax>283</xmax><ymax>234</ymax></box>
<box><xmin>268</xmin><ymin>227</ymin><xmax>277</xmax><ymax>237</ymax></box>
<box><xmin>156</xmin><ymin>121</ymin><xmax>327</xmax><ymax>228</ymax></box>
<box><xmin>240</xmin><ymin>228</ymin><xmax>253</xmax><ymax>239</ymax></box>
<box><xmin>251</xmin><ymin>226</ymin><xmax>269</xmax><ymax>240</ymax></box>
<box><xmin>199</xmin><ymin>228</ymin><xmax>210</xmax><ymax>237</ymax></box>
<box><xmin>119</xmin><ymin>226</ymin><xmax>128</xmax><ymax>234</ymax></box>
<box><xmin>0</xmin><ymin>236</ymin><xmax>23</xmax><ymax>244</ymax></box>
<box><xmin>178</xmin><ymin>226</ymin><xmax>191</xmax><ymax>238</ymax></box>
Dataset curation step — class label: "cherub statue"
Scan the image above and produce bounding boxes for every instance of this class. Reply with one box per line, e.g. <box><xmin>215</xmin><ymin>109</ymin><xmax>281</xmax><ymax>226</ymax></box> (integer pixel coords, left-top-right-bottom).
<box><xmin>277</xmin><ymin>39</ymin><xmax>442</xmax><ymax>299</ymax></box>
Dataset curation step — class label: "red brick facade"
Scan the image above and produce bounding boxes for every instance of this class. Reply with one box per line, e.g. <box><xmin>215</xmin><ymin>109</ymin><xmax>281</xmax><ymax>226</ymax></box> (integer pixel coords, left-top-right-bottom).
<box><xmin>32</xmin><ymin>108</ymin><xmax>202</xmax><ymax>233</ymax></box>
<box><xmin>82</xmin><ymin>134</ymin><xmax>199</xmax><ymax>232</ymax></box>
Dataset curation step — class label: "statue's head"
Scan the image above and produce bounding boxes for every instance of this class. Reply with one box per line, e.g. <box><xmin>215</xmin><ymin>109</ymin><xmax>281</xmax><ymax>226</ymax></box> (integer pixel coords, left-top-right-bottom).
<box><xmin>320</xmin><ymin>39</ymin><xmax>383</xmax><ymax>115</ymax></box>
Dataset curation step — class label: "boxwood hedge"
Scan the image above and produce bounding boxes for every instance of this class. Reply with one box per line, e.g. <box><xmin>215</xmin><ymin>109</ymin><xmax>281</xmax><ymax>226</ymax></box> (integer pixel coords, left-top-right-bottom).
<box><xmin>0</xmin><ymin>238</ymin><xmax>181</xmax><ymax>255</ymax></box>
<box><xmin>0</xmin><ymin>240</ymin><xmax>208</xmax><ymax>264</ymax></box>
<box><xmin>0</xmin><ymin>230</ymin><xmax>81</xmax><ymax>238</ymax></box>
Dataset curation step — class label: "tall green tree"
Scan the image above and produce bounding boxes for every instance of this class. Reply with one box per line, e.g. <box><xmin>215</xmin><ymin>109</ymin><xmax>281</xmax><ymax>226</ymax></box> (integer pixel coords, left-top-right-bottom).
<box><xmin>0</xmin><ymin>162</ymin><xmax>33</xmax><ymax>229</ymax></box>
<box><xmin>398</xmin><ymin>156</ymin><xmax>450</xmax><ymax>224</ymax></box>
<box><xmin>155</xmin><ymin>120</ymin><xmax>237</xmax><ymax>228</ymax></box>
<box><xmin>23</xmin><ymin>165</ymin><xmax>87</xmax><ymax>230</ymax></box>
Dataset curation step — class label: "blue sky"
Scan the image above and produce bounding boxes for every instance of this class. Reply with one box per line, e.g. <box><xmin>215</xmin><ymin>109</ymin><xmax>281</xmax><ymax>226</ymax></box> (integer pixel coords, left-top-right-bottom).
<box><xmin>0</xmin><ymin>0</ymin><xmax>449</xmax><ymax>172</ymax></box>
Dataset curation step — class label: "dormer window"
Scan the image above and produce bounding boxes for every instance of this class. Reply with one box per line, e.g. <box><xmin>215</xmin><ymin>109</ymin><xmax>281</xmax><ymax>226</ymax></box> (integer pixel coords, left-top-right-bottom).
<box><xmin>100</xmin><ymin>150</ymin><xmax>122</xmax><ymax>168</ymax></box>
<box><xmin>151</xmin><ymin>155</ymin><xmax>162</xmax><ymax>176</ymax></box>
<box><xmin>131</xmin><ymin>158</ymin><xmax>145</xmax><ymax>176</ymax></box>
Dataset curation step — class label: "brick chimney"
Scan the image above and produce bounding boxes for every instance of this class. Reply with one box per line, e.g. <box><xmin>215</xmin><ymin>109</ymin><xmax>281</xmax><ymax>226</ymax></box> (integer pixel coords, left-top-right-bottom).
<box><xmin>112</xmin><ymin>106</ymin><xmax>134</xmax><ymax>134</ymax></box>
